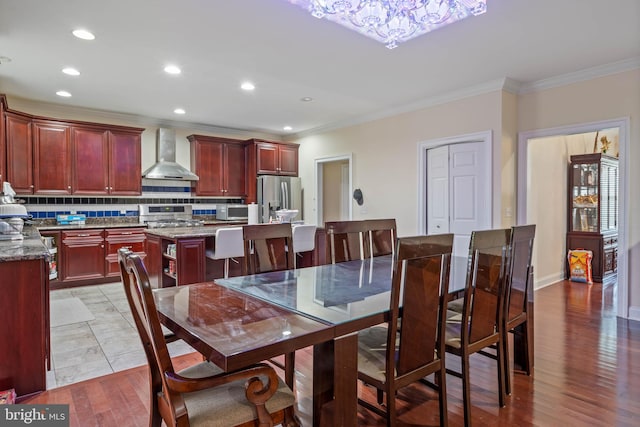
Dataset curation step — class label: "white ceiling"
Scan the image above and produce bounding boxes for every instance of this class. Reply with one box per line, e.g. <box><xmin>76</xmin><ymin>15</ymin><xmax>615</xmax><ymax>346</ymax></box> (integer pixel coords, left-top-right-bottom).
<box><xmin>1</xmin><ymin>0</ymin><xmax>639</xmax><ymax>138</ymax></box>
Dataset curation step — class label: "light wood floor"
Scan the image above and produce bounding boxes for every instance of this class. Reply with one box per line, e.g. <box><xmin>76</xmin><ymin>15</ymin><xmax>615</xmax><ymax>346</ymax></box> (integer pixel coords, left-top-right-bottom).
<box><xmin>26</xmin><ymin>279</ymin><xmax>640</xmax><ymax>426</ymax></box>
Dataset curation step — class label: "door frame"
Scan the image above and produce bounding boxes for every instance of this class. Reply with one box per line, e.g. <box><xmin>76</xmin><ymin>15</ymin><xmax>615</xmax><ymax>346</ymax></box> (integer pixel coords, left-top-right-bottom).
<box><xmin>314</xmin><ymin>153</ymin><xmax>353</xmax><ymax>226</ymax></box>
<box><xmin>517</xmin><ymin>117</ymin><xmax>629</xmax><ymax>319</ymax></box>
<box><xmin>418</xmin><ymin>130</ymin><xmax>493</xmax><ymax>234</ymax></box>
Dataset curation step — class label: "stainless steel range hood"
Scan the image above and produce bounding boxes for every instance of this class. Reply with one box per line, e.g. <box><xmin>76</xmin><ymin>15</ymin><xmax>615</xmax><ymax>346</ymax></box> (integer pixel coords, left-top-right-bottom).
<box><xmin>142</xmin><ymin>128</ymin><xmax>199</xmax><ymax>181</ymax></box>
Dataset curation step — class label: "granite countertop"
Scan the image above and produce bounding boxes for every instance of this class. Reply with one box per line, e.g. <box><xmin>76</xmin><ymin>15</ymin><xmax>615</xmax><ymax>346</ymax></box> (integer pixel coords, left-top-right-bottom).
<box><xmin>144</xmin><ymin>225</ymin><xmax>228</xmax><ymax>239</ymax></box>
<box><xmin>0</xmin><ymin>226</ymin><xmax>49</xmax><ymax>262</ymax></box>
<box><xmin>37</xmin><ymin>222</ymin><xmax>147</xmax><ymax>231</ymax></box>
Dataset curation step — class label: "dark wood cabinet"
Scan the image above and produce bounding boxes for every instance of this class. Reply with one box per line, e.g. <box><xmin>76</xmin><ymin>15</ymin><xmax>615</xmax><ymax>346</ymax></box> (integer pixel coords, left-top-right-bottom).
<box><xmin>2</xmin><ymin>96</ymin><xmax>143</xmax><ymax>196</ymax></box>
<box><xmin>188</xmin><ymin>134</ymin><xmax>247</xmax><ymax>197</ymax></box>
<box><xmin>104</xmin><ymin>228</ymin><xmax>146</xmax><ymax>277</ymax></box>
<box><xmin>61</xmin><ymin>229</ymin><xmax>105</xmax><ymax>282</ymax></box>
<box><xmin>109</xmin><ymin>129</ymin><xmax>142</xmax><ymax>195</ymax></box>
<box><xmin>0</xmin><ymin>258</ymin><xmax>49</xmax><ymax>398</ymax></box>
<box><xmin>72</xmin><ymin>126</ymin><xmax>142</xmax><ymax>195</ymax></box>
<box><xmin>566</xmin><ymin>153</ymin><xmax>618</xmax><ymax>282</ymax></box>
<box><xmin>254</xmin><ymin>140</ymin><xmax>299</xmax><ymax>176</ymax></box>
<box><xmin>0</xmin><ymin>95</ymin><xmax>6</xmax><ymax>184</ymax></box>
<box><xmin>245</xmin><ymin>139</ymin><xmax>299</xmax><ymax>203</ymax></box>
<box><xmin>176</xmin><ymin>238</ymin><xmax>206</xmax><ymax>286</ymax></box>
<box><xmin>5</xmin><ymin>111</ymin><xmax>33</xmax><ymax>194</ymax></box>
<box><xmin>33</xmin><ymin>120</ymin><xmax>72</xmax><ymax>194</ymax></box>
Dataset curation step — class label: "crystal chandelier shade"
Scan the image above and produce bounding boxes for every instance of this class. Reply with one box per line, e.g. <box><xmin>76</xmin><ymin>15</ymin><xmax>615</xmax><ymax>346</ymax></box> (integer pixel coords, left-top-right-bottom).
<box><xmin>287</xmin><ymin>0</ymin><xmax>487</xmax><ymax>48</ymax></box>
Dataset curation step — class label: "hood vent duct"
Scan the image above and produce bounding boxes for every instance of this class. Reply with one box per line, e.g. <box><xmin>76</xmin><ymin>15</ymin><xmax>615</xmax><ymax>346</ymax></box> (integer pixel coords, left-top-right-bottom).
<box><xmin>142</xmin><ymin>128</ymin><xmax>199</xmax><ymax>181</ymax></box>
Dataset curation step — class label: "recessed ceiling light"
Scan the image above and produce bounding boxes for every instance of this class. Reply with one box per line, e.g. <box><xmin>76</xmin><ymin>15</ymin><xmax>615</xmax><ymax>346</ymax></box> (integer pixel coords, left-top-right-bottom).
<box><xmin>283</xmin><ymin>126</ymin><xmax>293</xmax><ymax>131</ymax></box>
<box><xmin>56</xmin><ymin>90</ymin><xmax>72</xmax><ymax>97</ymax></box>
<box><xmin>301</xmin><ymin>97</ymin><xmax>313</xmax><ymax>102</ymax></box>
<box><xmin>174</xmin><ymin>108</ymin><xmax>186</xmax><ymax>115</ymax></box>
<box><xmin>72</xmin><ymin>29</ymin><xmax>95</xmax><ymax>40</ymax></box>
<box><xmin>240</xmin><ymin>81</ymin><xmax>255</xmax><ymax>91</ymax></box>
<box><xmin>62</xmin><ymin>67</ymin><xmax>80</xmax><ymax>76</ymax></box>
<box><xmin>164</xmin><ymin>65</ymin><xmax>181</xmax><ymax>75</ymax></box>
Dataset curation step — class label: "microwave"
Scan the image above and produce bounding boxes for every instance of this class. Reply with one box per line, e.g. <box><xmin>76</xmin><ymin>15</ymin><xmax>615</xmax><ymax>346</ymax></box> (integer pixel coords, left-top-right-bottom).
<box><xmin>216</xmin><ymin>204</ymin><xmax>249</xmax><ymax>221</ymax></box>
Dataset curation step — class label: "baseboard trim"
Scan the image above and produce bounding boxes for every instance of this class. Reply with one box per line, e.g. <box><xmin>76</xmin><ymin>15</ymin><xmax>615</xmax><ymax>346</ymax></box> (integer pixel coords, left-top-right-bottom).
<box><xmin>628</xmin><ymin>306</ymin><xmax>640</xmax><ymax>322</ymax></box>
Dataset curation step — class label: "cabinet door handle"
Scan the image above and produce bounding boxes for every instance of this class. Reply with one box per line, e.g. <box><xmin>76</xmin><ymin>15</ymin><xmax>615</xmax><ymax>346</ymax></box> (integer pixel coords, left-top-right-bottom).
<box><xmin>67</xmin><ymin>186</ymin><xmax>71</xmax><ymax>190</ymax></box>
<box><xmin>105</xmin><ymin>187</ymin><xmax>109</xmax><ymax>190</ymax></box>
<box><xmin>121</xmin><ymin>232</ymin><xmax>133</xmax><ymax>235</ymax></box>
<box><xmin>121</xmin><ymin>245</ymin><xmax>132</xmax><ymax>249</ymax></box>
<box><xmin>76</xmin><ymin>234</ymin><xmax>90</xmax><ymax>237</ymax></box>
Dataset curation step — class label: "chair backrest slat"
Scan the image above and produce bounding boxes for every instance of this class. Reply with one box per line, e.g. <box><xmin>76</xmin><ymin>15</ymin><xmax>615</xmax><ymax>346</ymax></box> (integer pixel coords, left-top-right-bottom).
<box><xmin>366</xmin><ymin>218</ymin><xmax>397</xmax><ymax>257</ymax></box>
<box><xmin>325</xmin><ymin>220</ymin><xmax>370</xmax><ymax>263</ymax></box>
<box><xmin>391</xmin><ymin>234</ymin><xmax>453</xmax><ymax>376</ymax></box>
<box><xmin>243</xmin><ymin>223</ymin><xmax>294</xmax><ymax>274</ymax></box>
<box><xmin>505</xmin><ymin>225</ymin><xmax>536</xmax><ymax>324</ymax></box>
<box><xmin>463</xmin><ymin>229</ymin><xmax>511</xmax><ymax>345</ymax></box>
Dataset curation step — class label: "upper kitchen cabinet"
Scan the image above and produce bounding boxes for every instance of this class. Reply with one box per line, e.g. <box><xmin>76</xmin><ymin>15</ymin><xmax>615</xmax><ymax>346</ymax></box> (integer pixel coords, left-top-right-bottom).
<box><xmin>250</xmin><ymin>140</ymin><xmax>299</xmax><ymax>176</ymax></box>
<box><xmin>33</xmin><ymin>120</ymin><xmax>72</xmax><ymax>194</ymax></box>
<box><xmin>2</xmin><ymin>96</ymin><xmax>144</xmax><ymax>196</ymax></box>
<box><xmin>188</xmin><ymin>134</ymin><xmax>247</xmax><ymax>197</ymax></box>
<box><xmin>5</xmin><ymin>111</ymin><xmax>33</xmax><ymax>194</ymax></box>
<box><xmin>72</xmin><ymin>126</ymin><xmax>142</xmax><ymax>195</ymax></box>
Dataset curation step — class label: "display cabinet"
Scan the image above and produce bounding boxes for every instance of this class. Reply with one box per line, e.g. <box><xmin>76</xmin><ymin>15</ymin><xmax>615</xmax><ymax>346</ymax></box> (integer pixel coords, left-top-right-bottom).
<box><xmin>566</xmin><ymin>153</ymin><xmax>618</xmax><ymax>282</ymax></box>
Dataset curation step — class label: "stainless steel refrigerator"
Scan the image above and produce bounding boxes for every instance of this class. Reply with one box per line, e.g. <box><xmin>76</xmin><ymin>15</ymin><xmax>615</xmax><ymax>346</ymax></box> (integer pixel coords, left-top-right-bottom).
<box><xmin>257</xmin><ymin>176</ymin><xmax>302</xmax><ymax>223</ymax></box>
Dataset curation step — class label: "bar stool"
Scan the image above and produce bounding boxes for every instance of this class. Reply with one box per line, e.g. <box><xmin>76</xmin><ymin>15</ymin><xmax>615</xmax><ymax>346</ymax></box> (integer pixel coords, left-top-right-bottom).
<box><xmin>292</xmin><ymin>224</ymin><xmax>317</xmax><ymax>268</ymax></box>
<box><xmin>205</xmin><ymin>227</ymin><xmax>244</xmax><ymax>278</ymax></box>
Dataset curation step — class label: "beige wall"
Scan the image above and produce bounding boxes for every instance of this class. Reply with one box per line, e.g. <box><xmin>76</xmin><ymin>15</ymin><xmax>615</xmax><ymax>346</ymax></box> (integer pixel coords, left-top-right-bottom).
<box><xmin>519</xmin><ymin>68</ymin><xmax>639</xmax><ymax>316</ymax></box>
<box><xmin>296</xmin><ymin>90</ymin><xmax>505</xmax><ymax>238</ymax></box>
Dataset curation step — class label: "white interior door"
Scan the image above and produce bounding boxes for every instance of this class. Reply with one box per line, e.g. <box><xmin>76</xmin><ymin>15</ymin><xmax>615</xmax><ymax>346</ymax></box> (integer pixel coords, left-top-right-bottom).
<box><xmin>427</xmin><ymin>141</ymin><xmax>489</xmax><ymax>257</ymax></box>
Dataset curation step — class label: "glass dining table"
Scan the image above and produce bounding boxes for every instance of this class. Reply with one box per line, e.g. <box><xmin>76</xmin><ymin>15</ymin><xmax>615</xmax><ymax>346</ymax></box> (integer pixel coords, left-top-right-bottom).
<box><xmin>153</xmin><ymin>254</ymin><xmax>468</xmax><ymax>426</ymax></box>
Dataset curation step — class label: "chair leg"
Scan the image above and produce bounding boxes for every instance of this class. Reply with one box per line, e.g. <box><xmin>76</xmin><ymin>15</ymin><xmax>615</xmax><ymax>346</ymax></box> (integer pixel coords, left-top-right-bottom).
<box><xmin>223</xmin><ymin>259</ymin><xmax>229</xmax><ymax>278</ymax></box>
<box><xmin>377</xmin><ymin>389</ymin><xmax>384</xmax><ymax>405</ymax></box>
<box><xmin>437</xmin><ymin>365</ymin><xmax>448</xmax><ymax>427</ymax></box>
<box><xmin>283</xmin><ymin>406</ymin><xmax>301</xmax><ymax>427</ymax></box>
<box><xmin>386</xmin><ymin>385</ymin><xmax>396</xmax><ymax>427</ymax></box>
<box><xmin>496</xmin><ymin>339</ymin><xmax>506</xmax><ymax>408</ymax></box>
<box><xmin>284</xmin><ymin>351</ymin><xmax>295</xmax><ymax>389</ymax></box>
<box><xmin>503</xmin><ymin>328</ymin><xmax>512</xmax><ymax>396</ymax></box>
<box><xmin>461</xmin><ymin>353</ymin><xmax>472</xmax><ymax>427</ymax></box>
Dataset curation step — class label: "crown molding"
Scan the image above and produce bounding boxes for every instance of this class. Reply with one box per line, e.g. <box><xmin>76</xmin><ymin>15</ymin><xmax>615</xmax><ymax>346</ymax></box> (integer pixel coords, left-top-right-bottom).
<box><xmin>4</xmin><ymin>94</ymin><xmax>282</xmax><ymax>141</ymax></box>
<box><xmin>291</xmin><ymin>77</ymin><xmax>515</xmax><ymax>139</ymax></box>
<box><xmin>517</xmin><ymin>57</ymin><xmax>640</xmax><ymax>94</ymax></box>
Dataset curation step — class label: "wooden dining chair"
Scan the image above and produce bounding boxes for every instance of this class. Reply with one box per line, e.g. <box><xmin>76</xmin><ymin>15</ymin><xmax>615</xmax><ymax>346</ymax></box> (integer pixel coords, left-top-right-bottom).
<box><xmin>365</xmin><ymin>218</ymin><xmax>397</xmax><ymax>257</ymax></box>
<box><xmin>242</xmin><ymin>223</ymin><xmax>295</xmax><ymax>275</ymax></box>
<box><xmin>502</xmin><ymin>224</ymin><xmax>536</xmax><ymax>395</ymax></box>
<box><xmin>325</xmin><ymin>220</ymin><xmax>370</xmax><ymax>263</ymax></box>
<box><xmin>357</xmin><ymin>234</ymin><xmax>454</xmax><ymax>427</ymax></box>
<box><xmin>242</xmin><ymin>223</ymin><xmax>296</xmax><ymax>388</ymax></box>
<box><xmin>444</xmin><ymin>228</ymin><xmax>511</xmax><ymax>427</ymax></box>
<box><xmin>117</xmin><ymin>248</ymin><xmax>299</xmax><ymax>427</ymax></box>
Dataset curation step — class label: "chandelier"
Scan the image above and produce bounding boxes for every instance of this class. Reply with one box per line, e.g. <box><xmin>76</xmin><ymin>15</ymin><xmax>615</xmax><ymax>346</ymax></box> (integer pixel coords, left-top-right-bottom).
<box><xmin>286</xmin><ymin>0</ymin><xmax>487</xmax><ymax>49</ymax></box>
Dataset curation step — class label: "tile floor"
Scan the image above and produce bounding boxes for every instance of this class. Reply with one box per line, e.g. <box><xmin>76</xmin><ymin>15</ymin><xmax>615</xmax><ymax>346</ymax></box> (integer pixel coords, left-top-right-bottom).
<box><xmin>48</xmin><ymin>282</ymin><xmax>193</xmax><ymax>389</ymax></box>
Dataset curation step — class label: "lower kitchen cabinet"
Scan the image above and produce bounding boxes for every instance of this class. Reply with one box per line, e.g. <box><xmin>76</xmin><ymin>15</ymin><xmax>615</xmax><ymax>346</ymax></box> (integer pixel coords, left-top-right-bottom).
<box><xmin>0</xmin><ymin>258</ymin><xmax>49</xmax><ymax>398</ymax></box>
<box><xmin>104</xmin><ymin>228</ymin><xmax>146</xmax><ymax>277</ymax></box>
<box><xmin>145</xmin><ymin>234</ymin><xmax>207</xmax><ymax>287</ymax></box>
<box><xmin>57</xmin><ymin>227</ymin><xmax>146</xmax><ymax>286</ymax></box>
<box><xmin>61</xmin><ymin>229</ymin><xmax>105</xmax><ymax>282</ymax></box>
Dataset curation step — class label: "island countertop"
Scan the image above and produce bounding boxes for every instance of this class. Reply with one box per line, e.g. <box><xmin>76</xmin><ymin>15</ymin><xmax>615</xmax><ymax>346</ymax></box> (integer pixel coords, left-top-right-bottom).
<box><xmin>144</xmin><ymin>223</ymin><xmax>245</xmax><ymax>239</ymax></box>
<box><xmin>0</xmin><ymin>226</ymin><xmax>49</xmax><ymax>262</ymax></box>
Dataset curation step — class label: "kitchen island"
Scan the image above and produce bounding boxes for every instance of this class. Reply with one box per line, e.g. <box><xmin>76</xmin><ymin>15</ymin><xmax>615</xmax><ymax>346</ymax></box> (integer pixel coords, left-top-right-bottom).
<box><xmin>0</xmin><ymin>226</ymin><xmax>50</xmax><ymax>399</ymax></box>
<box><xmin>145</xmin><ymin>224</ymin><xmax>245</xmax><ymax>287</ymax></box>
